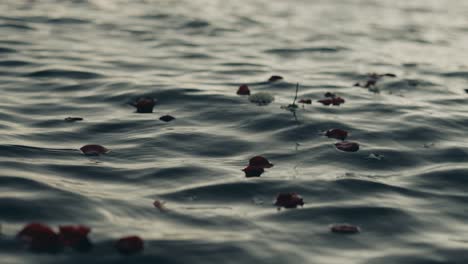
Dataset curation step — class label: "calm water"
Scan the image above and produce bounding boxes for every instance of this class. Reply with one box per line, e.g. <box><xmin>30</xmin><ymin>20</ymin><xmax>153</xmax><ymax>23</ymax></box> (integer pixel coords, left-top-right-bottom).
<box><xmin>1</xmin><ymin>0</ymin><xmax>468</xmax><ymax>263</ymax></box>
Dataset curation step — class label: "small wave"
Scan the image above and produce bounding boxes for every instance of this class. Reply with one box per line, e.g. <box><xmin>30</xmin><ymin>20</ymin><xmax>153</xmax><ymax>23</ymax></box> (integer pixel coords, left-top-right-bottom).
<box><xmin>265</xmin><ymin>47</ymin><xmax>346</xmax><ymax>55</ymax></box>
<box><xmin>0</xmin><ymin>47</ymin><xmax>16</xmax><ymax>53</ymax></box>
<box><xmin>25</xmin><ymin>69</ymin><xmax>103</xmax><ymax>79</ymax></box>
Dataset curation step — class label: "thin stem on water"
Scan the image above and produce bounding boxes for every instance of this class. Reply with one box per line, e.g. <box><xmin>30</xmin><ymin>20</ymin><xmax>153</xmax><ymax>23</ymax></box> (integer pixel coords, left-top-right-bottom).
<box><xmin>292</xmin><ymin>83</ymin><xmax>299</xmax><ymax>105</ymax></box>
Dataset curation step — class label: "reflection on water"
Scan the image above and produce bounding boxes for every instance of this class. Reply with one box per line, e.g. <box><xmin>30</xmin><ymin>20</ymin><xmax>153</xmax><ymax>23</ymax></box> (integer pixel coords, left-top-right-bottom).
<box><xmin>1</xmin><ymin>0</ymin><xmax>468</xmax><ymax>263</ymax></box>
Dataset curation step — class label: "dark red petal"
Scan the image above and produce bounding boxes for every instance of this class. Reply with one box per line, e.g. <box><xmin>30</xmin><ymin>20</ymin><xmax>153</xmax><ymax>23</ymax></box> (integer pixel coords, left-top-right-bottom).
<box><xmin>268</xmin><ymin>75</ymin><xmax>283</xmax><ymax>82</ymax></box>
<box><xmin>159</xmin><ymin>115</ymin><xmax>175</xmax><ymax>122</ymax></box>
<box><xmin>248</xmin><ymin>156</ymin><xmax>274</xmax><ymax>168</ymax></box>
<box><xmin>325</xmin><ymin>129</ymin><xmax>348</xmax><ymax>140</ymax></box>
<box><xmin>115</xmin><ymin>236</ymin><xmax>144</xmax><ymax>255</ymax></box>
<box><xmin>64</xmin><ymin>117</ymin><xmax>83</xmax><ymax>122</ymax></box>
<box><xmin>331</xmin><ymin>97</ymin><xmax>345</xmax><ymax>105</ymax></box>
<box><xmin>17</xmin><ymin>223</ymin><xmax>61</xmax><ymax>253</ymax></box>
<box><xmin>318</xmin><ymin>98</ymin><xmax>332</xmax><ymax>105</ymax></box>
<box><xmin>237</xmin><ymin>84</ymin><xmax>250</xmax><ymax>95</ymax></box>
<box><xmin>131</xmin><ymin>98</ymin><xmax>156</xmax><ymax>113</ymax></box>
<box><xmin>59</xmin><ymin>225</ymin><xmax>92</xmax><ymax>251</ymax></box>
<box><xmin>274</xmin><ymin>193</ymin><xmax>304</xmax><ymax>208</ymax></box>
<box><xmin>298</xmin><ymin>99</ymin><xmax>312</xmax><ymax>104</ymax></box>
<box><xmin>330</xmin><ymin>224</ymin><xmax>360</xmax><ymax>234</ymax></box>
<box><xmin>335</xmin><ymin>141</ymin><xmax>359</xmax><ymax>152</ymax></box>
<box><xmin>242</xmin><ymin>166</ymin><xmax>264</xmax><ymax>177</ymax></box>
<box><xmin>80</xmin><ymin>144</ymin><xmax>109</xmax><ymax>155</ymax></box>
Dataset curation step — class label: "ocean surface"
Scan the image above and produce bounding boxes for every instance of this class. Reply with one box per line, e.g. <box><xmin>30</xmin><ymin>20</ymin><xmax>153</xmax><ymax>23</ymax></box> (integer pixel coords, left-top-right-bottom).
<box><xmin>1</xmin><ymin>0</ymin><xmax>468</xmax><ymax>263</ymax></box>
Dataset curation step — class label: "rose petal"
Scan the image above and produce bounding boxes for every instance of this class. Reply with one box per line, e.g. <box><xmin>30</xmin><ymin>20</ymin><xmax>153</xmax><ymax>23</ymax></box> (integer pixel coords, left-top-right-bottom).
<box><xmin>268</xmin><ymin>75</ymin><xmax>283</xmax><ymax>82</ymax></box>
<box><xmin>237</xmin><ymin>84</ymin><xmax>250</xmax><ymax>95</ymax></box>
<box><xmin>115</xmin><ymin>236</ymin><xmax>144</xmax><ymax>255</ymax></box>
<box><xmin>335</xmin><ymin>141</ymin><xmax>359</xmax><ymax>152</ymax></box>
<box><xmin>131</xmin><ymin>98</ymin><xmax>156</xmax><ymax>113</ymax></box>
<box><xmin>59</xmin><ymin>225</ymin><xmax>92</xmax><ymax>251</ymax></box>
<box><xmin>330</xmin><ymin>224</ymin><xmax>360</xmax><ymax>234</ymax></box>
<box><xmin>274</xmin><ymin>193</ymin><xmax>304</xmax><ymax>209</ymax></box>
<box><xmin>325</xmin><ymin>129</ymin><xmax>348</xmax><ymax>140</ymax></box>
<box><xmin>159</xmin><ymin>115</ymin><xmax>175</xmax><ymax>122</ymax></box>
<box><xmin>249</xmin><ymin>156</ymin><xmax>274</xmax><ymax>168</ymax></box>
<box><xmin>242</xmin><ymin>166</ymin><xmax>264</xmax><ymax>177</ymax></box>
<box><xmin>17</xmin><ymin>223</ymin><xmax>61</xmax><ymax>253</ymax></box>
<box><xmin>80</xmin><ymin>144</ymin><xmax>109</xmax><ymax>155</ymax></box>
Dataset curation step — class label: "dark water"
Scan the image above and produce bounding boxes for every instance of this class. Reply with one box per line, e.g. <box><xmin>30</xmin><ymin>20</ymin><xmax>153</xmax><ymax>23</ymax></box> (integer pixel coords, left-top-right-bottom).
<box><xmin>1</xmin><ymin>0</ymin><xmax>468</xmax><ymax>263</ymax></box>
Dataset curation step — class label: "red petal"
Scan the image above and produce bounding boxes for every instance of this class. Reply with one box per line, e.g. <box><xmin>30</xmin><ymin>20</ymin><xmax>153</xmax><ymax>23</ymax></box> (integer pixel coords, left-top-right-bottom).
<box><xmin>318</xmin><ymin>98</ymin><xmax>332</xmax><ymax>105</ymax></box>
<box><xmin>80</xmin><ymin>144</ymin><xmax>109</xmax><ymax>155</ymax></box>
<box><xmin>330</xmin><ymin>224</ymin><xmax>360</xmax><ymax>234</ymax></box>
<box><xmin>17</xmin><ymin>223</ymin><xmax>61</xmax><ymax>253</ymax></box>
<box><xmin>115</xmin><ymin>236</ymin><xmax>144</xmax><ymax>255</ymax></box>
<box><xmin>268</xmin><ymin>75</ymin><xmax>283</xmax><ymax>82</ymax></box>
<box><xmin>335</xmin><ymin>141</ymin><xmax>359</xmax><ymax>152</ymax></box>
<box><xmin>274</xmin><ymin>193</ymin><xmax>304</xmax><ymax>208</ymax></box>
<box><xmin>58</xmin><ymin>225</ymin><xmax>90</xmax><ymax>246</ymax></box>
<box><xmin>325</xmin><ymin>129</ymin><xmax>348</xmax><ymax>140</ymax></box>
<box><xmin>242</xmin><ymin>166</ymin><xmax>264</xmax><ymax>177</ymax></box>
<box><xmin>132</xmin><ymin>98</ymin><xmax>156</xmax><ymax>113</ymax></box>
<box><xmin>237</xmin><ymin>84</ymin><xmax>250</xmax><ymax>95</ymax></box>
<box><xmin>248</xmin><ymin>156</ymin><xmax>274</xmax><ymax>168</ymax></box>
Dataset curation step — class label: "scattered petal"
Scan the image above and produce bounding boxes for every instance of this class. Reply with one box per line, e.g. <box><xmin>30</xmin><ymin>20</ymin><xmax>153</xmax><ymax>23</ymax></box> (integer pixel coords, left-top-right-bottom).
<box><xmin>335</xmin><ymin>141</ymin><xmax>359</xmax><ymax>152</ymax></box>
<box><xmin>64</xmin><ymin>117</ymin><xmax>83</xmax><ymax>122</ymax></box>
<box><xmin>248</xmin><ymin>92</ymin><xmax>274</xmax><ymax>106</ymax></box>
<box><xmin>325</xmin><ymin>129</ymin><xmax>348</xmax><ymax>140</ymax></box>
<box><xmin>324</xmin><ymin>92</ymin><xmax>336</xmax><ymax>98</ymax></box>
<box><xmin>17</xmin><ymin>223</ymin><xmax>61</xmax><ymax>253</ymax></box>
<box><xmin>237</xmin><ymin>84</ymin><xmax>250</xmax><ymax>95</ymax></box>
<box><xmin>159</xmin><ymin>115</ymin><xmax>175</xmax><ymax>122</ymax></box>
<box><xmin>274</xmin><ymin>193</ymin><xmax>304</xmax><ymax>209</ymax></box>
<box><xmin>80</xmin><ymin>144</ymin><xmax>109</xmax><ymax>155</ymax></box>
<box><xmin>330</xmin><ymin>224</ymin><xmax>360</xmax><ymax>234</ymax></box>
<box><xmin>130</xmin><ymin>97</ymin><xmax>156</xmax><ymax>113</ymax></box>
<box><xmin>115</xmin><ymin>236</ymin><xmax>144</xmax><ymax>255</ymax></box>
<box><xmin>59</xmin><ymin>225</ymin><xmax>92</xmax><ymax>252</ymax></box>
<box><xmin>153</xmin><ymin>200</ymin><xmax>167</xmax><ymax>211</ymax></box>
<box><xmin>298</xmin><ymin>99</ymin><xmax>312</xmax><ymax>104</ymax></box>
<box><xmin>318</xmin><ymin>97</ymin><xmax>345</xmax><ymax>106</ymax></box>
<box><xmin>242</xmin><ymin>166</ymin><xmax>264</xmax><ymax>177</ymax></box>
<box><xmin>249</xmin><ymin>156</ymin><xmax>274</xmax><ymax>168</ymax></box>
<box><xmin>384</xmin><ymin>73</ymin><xmax>397</xmax><ymax>77</ymax></box>
<box><xmin>268</xmin><ymin>75</ymin><xmax>283</xmax><ymax>82</ymax></box>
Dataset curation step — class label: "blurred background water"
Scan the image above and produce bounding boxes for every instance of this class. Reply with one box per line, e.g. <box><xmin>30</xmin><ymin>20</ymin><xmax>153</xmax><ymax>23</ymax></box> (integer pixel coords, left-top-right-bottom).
<box><xmin>1</xmin><ymin>0</ymin><xmax>468</xmax><ymax>263</ymax></box>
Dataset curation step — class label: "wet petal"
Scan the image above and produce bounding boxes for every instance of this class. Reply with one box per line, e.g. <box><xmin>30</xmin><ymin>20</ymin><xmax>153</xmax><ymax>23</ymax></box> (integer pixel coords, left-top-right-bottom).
<box><xmin>159</xmin><ymin>115</ymin><xmax>175</xmax><ymax>122</ymax></box>
<box><xmin>237</xmin><ymin>84</ymin><xmax>250</xmax><ymax>95</ymax></box>
<box><xmin>249</xmin><ymin>156</ymin><xmax>274</xmax><ymax>168</ymax></box>
<box><xmin>325</xmin><ymin>129</ymin><xmax>348</xmax><ymax>140</ymax></box>
<box><xmin>80</xmin><ymin>144</ymin><xmax>109</xmax><ymax>155</ymax></box>
<box><xmin>130</xmin><ymin>97</ymin><xmax>156</xmax><ymax>113</ymax></box>
<box><xmin>242</xmin><ymin>166</ymin><xmax>264</xmax><ymax>177</ymax></box>
<box><xmin>335</xmin><ymin>141</ymin><xmax>359</xmax><ymax>152</ymax></box>
<box><xmin>268</xmin><ymin>75</ymin><xmax>283</xmax><ymax>82</ymax></box>
<box><xmin>274</xmin><ymin>193</ymin><xmax>304</xmax><ymax>209</ymax></box>
<box><xmin>115</xmin><ymin>236</ymin><xmax>144</xmax><ymax>255</ymax></box>
<box><xmin>17</xmin><ymin>223</ymin><xmax>61</xmax><ymax>253</ymax></box>
<box><xmin>330</xmin><ymin>224</ymin><xmax>360</xmax><ymax>234</ymax></box>
<box><xmin>64</xmin><ymin>117</ymin><xmax>83</xmax><ymax>122</ymax></box>
<box><xmin>59</xmin><ymin>225</ymin><xmax>92</xmax><ymax>252</ymax></box>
